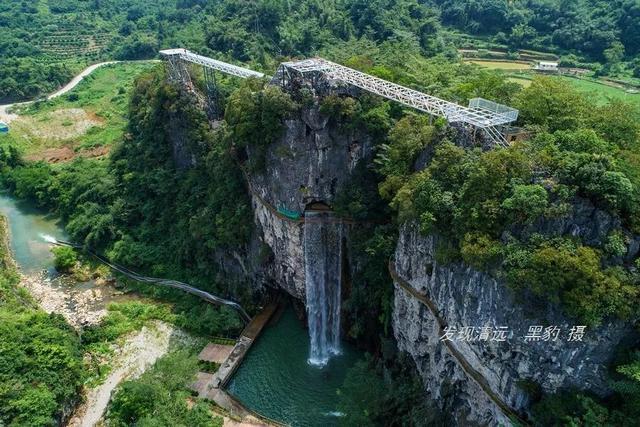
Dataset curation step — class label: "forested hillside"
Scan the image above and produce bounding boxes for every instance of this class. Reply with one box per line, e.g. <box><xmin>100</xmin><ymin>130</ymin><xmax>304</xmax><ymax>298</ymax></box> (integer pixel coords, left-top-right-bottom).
<box><xmin>1</xmin><ymin>0</ymin><xmax>640</xmax><ymax>426</ymax></box>
<box><xmin>3</xmin><ymin>0</ymin><xmax>640</xmax><ymax>101</ymax></box>
<box><xmin>430</xmin><ymin>0</ymin><xmax>640</xmax><ymax>59</ymax></box>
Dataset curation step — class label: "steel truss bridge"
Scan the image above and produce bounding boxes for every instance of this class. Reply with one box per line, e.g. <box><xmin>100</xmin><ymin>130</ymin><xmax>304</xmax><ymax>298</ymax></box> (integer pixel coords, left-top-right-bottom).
<box><xmin>160</xmin><ymin>49</ymin><xmax>518</xmax><ymax>146</ymax></box>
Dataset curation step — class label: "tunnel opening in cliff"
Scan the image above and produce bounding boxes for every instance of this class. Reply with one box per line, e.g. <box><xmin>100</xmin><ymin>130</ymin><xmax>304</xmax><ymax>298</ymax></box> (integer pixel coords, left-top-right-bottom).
<box><xmin>304</xmin><ymin>200</ymin><xmax>332</xmax><ymax>212</ymax></box>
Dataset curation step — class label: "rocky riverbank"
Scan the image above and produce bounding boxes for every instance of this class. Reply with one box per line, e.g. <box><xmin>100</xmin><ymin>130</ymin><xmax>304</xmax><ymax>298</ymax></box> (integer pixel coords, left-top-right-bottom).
<box><xmin>19</xmin><ymin>271</ymin><xmax>130</xmax><ymax>328</ymax></box>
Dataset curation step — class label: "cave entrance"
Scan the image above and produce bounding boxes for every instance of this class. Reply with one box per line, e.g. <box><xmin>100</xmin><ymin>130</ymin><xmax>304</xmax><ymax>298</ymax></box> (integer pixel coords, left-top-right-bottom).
<box><xmin>304</xmin><ymin>200</ymin><xmax>332</xmax><ymax>212</ymax></box>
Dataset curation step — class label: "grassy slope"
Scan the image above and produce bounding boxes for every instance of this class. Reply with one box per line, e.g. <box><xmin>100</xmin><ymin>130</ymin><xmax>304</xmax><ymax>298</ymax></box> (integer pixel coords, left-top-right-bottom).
<box><xmin>4</xmin><ymin>61</ymin><xmax>156</xmax><ymax>157</ymax></box>
<box><xmin>469</xmin><ymin>60</ymin><xmax>640</xmax><ymax>106</ymax></box>
<box><xmin>556</xmin><ymin>75</ymin><xmax>640</xmax><ymax>106</ymax></box>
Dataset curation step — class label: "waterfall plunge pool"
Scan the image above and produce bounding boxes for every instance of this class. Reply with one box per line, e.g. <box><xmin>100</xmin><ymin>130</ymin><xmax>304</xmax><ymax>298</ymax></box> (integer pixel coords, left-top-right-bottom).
<box><xmin>227</xmin><ymin>306</ymin><xmax>364</xmax><ymax>426</ymax></box>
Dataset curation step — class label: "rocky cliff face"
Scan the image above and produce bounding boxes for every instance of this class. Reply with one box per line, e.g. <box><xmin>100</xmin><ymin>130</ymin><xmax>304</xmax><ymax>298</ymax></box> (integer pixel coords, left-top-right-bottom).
<box><xmin>243</xmin><ymin>101</ymin><xmax>373</xmax><ymax>301</ymax></box>
<box><xmin>169</xmin><ymin>82</ymin><xmax>638</xmax><ymax>425</ymax></box>
<box><xmin>392</xmin><ymin>221</ymin><xmax>637</xmax><ymax>426</ymax></box>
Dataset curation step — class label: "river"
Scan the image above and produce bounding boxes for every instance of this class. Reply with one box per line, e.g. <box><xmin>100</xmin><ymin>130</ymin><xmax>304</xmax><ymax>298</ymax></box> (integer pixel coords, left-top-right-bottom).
<box><xmin>0</xmin><ymin>192</ymin><xmax>66</xmax><ymax>272</ymax></box>
<box><xmin>0</xmin><ymin>192</ymin><xmax>132</xmax><ymax>326</ymax></box>
<box><xmin>227</xmin><ymin>306</ymin><xmax>363</xmax><ymax>426</ymax></box>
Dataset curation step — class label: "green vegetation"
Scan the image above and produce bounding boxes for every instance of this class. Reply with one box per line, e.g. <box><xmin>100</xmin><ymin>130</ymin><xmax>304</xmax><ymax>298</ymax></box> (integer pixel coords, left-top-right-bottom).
<box><xmin>4</xmin><ymin>62</ymin><xmax>155</xmax><ymax>158</ymax></box>
<box><xmin>338</xmin><ymin>353</ymin><xmax>440</xmax><ymax>426</ymax></box>
<box><xmin>107</xmin><ymin>350</ymin><xmax>223</xmax><ymax>426</ymax></box>
<box><xmin>504</xmin><ymin>238</ymin><xmax>637</xmax><ymax>325</ymax></box>
<box><xmin>1</xmin><ymin>68</ymin><xmax>253</xmax><ymax>331</ymax></box>
<box><xmin>530</xmin><ymin>348</ymin><xmax>640</xmax><ymax>426</ymax></box>
<box><xmin>379</xmin><ymin>76</ymin><xmax>640</xmax><ymax>325</ymax></box>
<box><xmin>0</xmin><ymin>216</ymin><xmax>84</xmax><ymax>426</ymax></box>
<box><xmin>432</xmin><ymin>0</ymin><xmax>640</xmax><ymax>65</ymax></box>
<box><xmin>556</xmin><ymin>75</ymin><xmax>640</xmax><ymax>107</ymax></box>
<box><xmin>2</xmin><ymin>1</ymin><xmax>640</xmax><ymax>425</ymax></box>
<box><xmin>83</xmin><ymin>301</ymin><xmax>177</xmax><ymax>348</ymax></box>
<box><xmin>225</xmin><ymin>79</ymin><xmax>298</xmax><ymax>171</ymax></box>
<box><xmin>0</xmin><ymin>0</ymin><xmax>207</xmax><ymax>101</ymax></box>
<box><xmin>52</xmin><ymin>246</ymin><xmax>78</xmax><ymax>272</ymax></box>
<box><xmin>472</xmin><ymin>61</ymin><xmax>640</xmax><ymax>107</ymax></box>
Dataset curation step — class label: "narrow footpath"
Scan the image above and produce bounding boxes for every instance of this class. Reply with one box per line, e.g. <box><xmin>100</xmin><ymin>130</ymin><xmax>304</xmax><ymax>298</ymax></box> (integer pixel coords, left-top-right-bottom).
<box><xmin>388</xmin><ymin>260</ymin><xmax>529</xmax><ymax>426</ymax></box>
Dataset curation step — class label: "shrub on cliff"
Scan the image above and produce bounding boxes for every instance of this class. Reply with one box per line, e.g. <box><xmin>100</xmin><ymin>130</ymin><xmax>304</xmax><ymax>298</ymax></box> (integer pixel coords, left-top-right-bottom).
<box><xmin>379</xmin><ymin>79</ymin><xmax>640</xmax><ymax>324</ymax></box>
<box><xmin>503</xmin><ymin>239</ymin><xmax>638</xmax><ymax>325</ymax></box>
<box><xmin>225</xmin><ymin>79</ymin><xmax>297</xmax><ymax>171</ymax></box>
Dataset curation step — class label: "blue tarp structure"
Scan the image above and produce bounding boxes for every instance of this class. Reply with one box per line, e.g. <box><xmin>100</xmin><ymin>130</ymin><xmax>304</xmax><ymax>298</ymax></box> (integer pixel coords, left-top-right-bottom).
<box><xmin>0</xmin><ymin>122</ymin><xmax>8</xmax><ymax>134</ymax></box>
<box><xmin>277</xmin><ymin>206</ymin><xmax>301</xmax><ymax>220</ymax></box>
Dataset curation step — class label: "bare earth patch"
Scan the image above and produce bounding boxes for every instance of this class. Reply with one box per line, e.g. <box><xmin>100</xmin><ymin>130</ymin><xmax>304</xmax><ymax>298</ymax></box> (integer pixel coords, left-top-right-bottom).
<box><xmin>0</xmin><ymin>104</ymin><xmax>21</xmax><ymax>124</ymax></box>
<box><xmin>25</xmin><ymin>145</ymin><xmax>110</xmax><ymax>163</ymax></box>
<box><xmin>20</xmin><ymin>273</ymin><xmax>107</xmax><ymax>327</ymax></box>
<box><xmin>25</xmin><ymin>108</ymin><xmax>103</xmax><ymax>141</ymax></box>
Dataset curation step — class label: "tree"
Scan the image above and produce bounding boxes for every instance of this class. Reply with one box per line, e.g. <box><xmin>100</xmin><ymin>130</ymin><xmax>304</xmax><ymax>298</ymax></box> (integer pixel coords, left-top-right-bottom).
<box><xmin>602</xmin><ymin>41</ymin><xmax>625</xmax><ymax>75</ymax></box>
<box><xmin>619</xmin><ymin>0</ymin><xmax>640</xmax><ymax>55</ymax></box>
<box><xmin>502</xmin><ymin>184</ymin><xmax>549</xmax><ymax>224</ymax></box>
<box><xmin>515</xmin><ymin>77</ymin><xmax>588</xmax><ymax>132</ymax></box>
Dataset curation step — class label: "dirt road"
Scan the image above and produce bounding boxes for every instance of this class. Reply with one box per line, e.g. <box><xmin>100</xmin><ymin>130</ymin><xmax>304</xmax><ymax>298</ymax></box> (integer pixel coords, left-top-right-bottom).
<box><xmin>0</xmin><ymin>61</ymin><xmax>119</xmax><ymax>124</ymax></box>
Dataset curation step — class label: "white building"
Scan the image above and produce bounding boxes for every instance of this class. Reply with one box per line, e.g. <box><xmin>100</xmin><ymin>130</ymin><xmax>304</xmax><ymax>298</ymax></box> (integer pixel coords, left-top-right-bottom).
<box><xmin>534</xmin><ymin>61</ymin><xmax>559</xmax><ymax>72</ymax></box>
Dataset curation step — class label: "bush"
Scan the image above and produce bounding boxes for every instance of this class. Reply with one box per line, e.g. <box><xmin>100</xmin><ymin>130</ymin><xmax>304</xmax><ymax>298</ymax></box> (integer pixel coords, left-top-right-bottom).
<box><xmin>52</xmin><ymin>246</ymin><xmax>77</xmax><ymax>272</ymax></box>
<box><xmin>0</xmin><ymin>310</ymin><xmax>83</xmax><ymax>426</ymax></box>
<box><xmin>501</xmin><ymin>184</ymin><xmax>549</xmax><ymax>224</ymax></box>
<box><xmin>604</xmin><ymin>231</ymin><xmax>627</xmax><ymax>258</ymax></box>
<box><xmin>107</xmin><ymin>351</ymin><xmax>223</xmax><ymax>427</ymax></box>
<box><xmin>460</xmin><ymin>232</ymin><xmax>502</xmax><ymax>270</ymax></box>
<box><xmin>504</xmin><ymin>240</ymin><xmax>638</xmax><ymax>325</ymax></box>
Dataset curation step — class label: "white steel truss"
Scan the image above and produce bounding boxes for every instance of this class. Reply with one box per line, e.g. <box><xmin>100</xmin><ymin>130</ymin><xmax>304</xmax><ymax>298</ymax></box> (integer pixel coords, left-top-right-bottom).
<box><xmin>160</xmin><ymin>49</ymin><xmax>518</xmax><ymax>146</ymax></box>
<box><xmin>279</xmin><ymin>58</ymin><xmax>518</xmax><ymax>129</ymax></box>
<box><xmin>159</xmin><ymin>48</ymin><xmax>265</xmax><ymax>79</ymax></box>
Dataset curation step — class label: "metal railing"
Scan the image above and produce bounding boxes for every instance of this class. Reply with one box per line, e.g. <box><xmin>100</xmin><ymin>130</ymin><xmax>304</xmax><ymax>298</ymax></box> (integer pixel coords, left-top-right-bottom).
<box><xmin>159</xmin><ymin>49</ymin><xmax>264</xmax><ymax>79</ymax></box>
<box><xmin>278</xmin><ymin>57</ymin><xmax>518</xmax><ymax>129</ymax></box>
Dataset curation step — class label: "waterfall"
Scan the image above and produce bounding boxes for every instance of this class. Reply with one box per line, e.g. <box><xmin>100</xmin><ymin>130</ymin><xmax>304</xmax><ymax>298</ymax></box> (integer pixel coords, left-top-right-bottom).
<box><xmin>304</xmin><ymin>211</ymin><xmax>343</xmax><ymax>366</ymax></box>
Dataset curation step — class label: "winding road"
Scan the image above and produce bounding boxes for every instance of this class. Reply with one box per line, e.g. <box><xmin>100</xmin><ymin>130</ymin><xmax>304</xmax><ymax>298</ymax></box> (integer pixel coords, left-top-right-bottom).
<box><xmin>0</xmin><ymin>61</ymin><xmax>129</xmax><ymax>124</ymax></box>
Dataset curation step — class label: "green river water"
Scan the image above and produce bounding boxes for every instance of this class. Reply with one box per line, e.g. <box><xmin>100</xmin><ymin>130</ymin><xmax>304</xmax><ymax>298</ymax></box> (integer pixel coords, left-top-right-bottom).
<box><xmin>0</xmin><ymin>192</ymin><xmax>67</xmax><ymax>272</ymax></box>
<box><xmin>228</xmin><ymin>307</ymin><xmax>363</xmax><ymax>427</ymax></box>
<box><xmin>0</xmin><ymin>192</ymin><xmax>131</xmax><ymax>309</ymax></box>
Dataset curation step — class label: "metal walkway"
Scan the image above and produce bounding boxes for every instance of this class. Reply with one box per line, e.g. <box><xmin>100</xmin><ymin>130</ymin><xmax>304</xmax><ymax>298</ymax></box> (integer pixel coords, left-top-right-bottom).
<box><xmin>276</xmin><ymin>58</ymin><xmax>517</xmax><ymax>127</ymax></box>
<box><xmin>51</xmin><ymin>239</ymin><xmax>251</xmax><ymax>323</ymax></box>
<box><xmin>159</xmin><ymin>49</ymin><xmax>518</xmax><ymax>146</ymax></box>
<box><xmin>160</xmin><ymin>49</ymin><xmax>264</xmax><ymax>79</ymax></box>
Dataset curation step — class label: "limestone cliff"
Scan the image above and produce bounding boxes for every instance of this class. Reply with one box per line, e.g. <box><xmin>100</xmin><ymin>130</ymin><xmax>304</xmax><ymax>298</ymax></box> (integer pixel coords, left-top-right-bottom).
<box><xmin>392</xmin><ymin>221</ymin><xmax>638</xmax><ymax>425</ymax></box>
<box><xmin>243</xmin><ymin>101</ymin><xmax>373</xmax><ymax>301</ymax></box>
<box><xmin>168</xmin><ymin>81</ymin><xmax>639</xmax><ymax>425</ymax></box>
